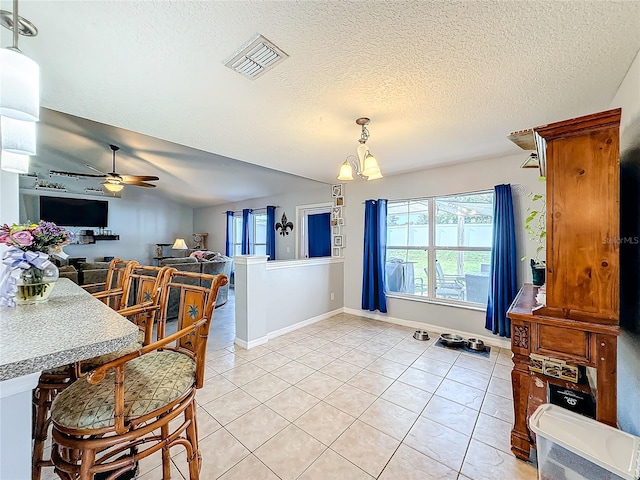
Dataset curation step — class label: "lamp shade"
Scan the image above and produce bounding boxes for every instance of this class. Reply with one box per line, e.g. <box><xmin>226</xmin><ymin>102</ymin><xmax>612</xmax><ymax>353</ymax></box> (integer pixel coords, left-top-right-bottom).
<box><xmin>361</xmin><ymin>153</ymin><xmax>381</xmax><ymax>177</ymax></box>
<box><xmin>172</xmin><ymin>238</ymin><xmax>188</xmax><ymax>249</ymax></box>
<box><xmin>0</xmin><ymin>49</ymin><xmax>40</xmax><ymax>122</ymax></box>
<box><xmin>1</xmin><ymin>115</ymin><xmax>36</xmax><ymax>155</ymax></box>
<box><xmin>337</xmin><ymin>162</ymin><xmax>354</xmax><ymax>181</ymax></box>
<box><xmin>0</xmin><ymin>151</ymin><xmax>29</xmax><ymax>173</ymax></box>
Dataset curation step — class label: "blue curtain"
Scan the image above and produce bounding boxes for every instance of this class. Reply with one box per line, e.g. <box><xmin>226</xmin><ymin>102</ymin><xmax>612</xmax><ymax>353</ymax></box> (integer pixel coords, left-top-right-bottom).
<box><xmin>486</xmin><ymin>184</ymin><xmax>519</xmax><ymax>337</ymax></box>
<box><xmin>266</xmin><ymin>206</ymin><xmax>276</xmax><ymax>260</ymax></box>
<box><xmin>362</xmin><ymin>199</ymin><xmax>387</xmax><ymax>313</ymax></box>
<box><xmin>241</xmin><ymin>209</ymin><xmax>254</xmax><ymax>255</ymax></box>
<box><xmin>308</xmin><ymin>213</ymin><xmax>331</xmax><ymax>257</ymax></box>
<box><xmin>225</xmin><ymin>211</ymin><xmax>233</xmax><ymax>257</ymax></box>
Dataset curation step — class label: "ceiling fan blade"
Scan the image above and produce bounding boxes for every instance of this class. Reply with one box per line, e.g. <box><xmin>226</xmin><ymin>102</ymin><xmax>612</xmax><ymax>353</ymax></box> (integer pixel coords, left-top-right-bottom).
<box><xmin>85</xmin><ymin>164</ymin><xmax>108</xmax><ymax>175</ymax></box>
<box><xmin>123</xmin><ymin>180</ymin><xmax>157</xmax><ymax>188</ymax></box>
<box><xmin>50</xmin><ymin>170</ymin><xmax>106</xmax><ymax>178</ymax></box>
<box><xmin>120</xmin><ymin>175</ymin><xmax>159</xmax><ymax>182</ymax></box>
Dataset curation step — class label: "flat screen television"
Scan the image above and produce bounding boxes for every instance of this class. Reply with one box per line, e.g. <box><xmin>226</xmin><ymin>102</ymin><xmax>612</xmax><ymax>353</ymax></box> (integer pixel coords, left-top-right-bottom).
<box><xmin>39</xmin><ymin>196</ymin><xmax>108</xmax><ymax>227</ymax></box>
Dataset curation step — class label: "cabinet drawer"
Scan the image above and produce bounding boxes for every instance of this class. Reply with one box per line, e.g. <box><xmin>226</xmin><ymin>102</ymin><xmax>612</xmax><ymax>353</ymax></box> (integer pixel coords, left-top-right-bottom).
<box><xmin>532</xmin><ymin>324</ymin><xmax>593</xmax><ymax>365</ymax></box>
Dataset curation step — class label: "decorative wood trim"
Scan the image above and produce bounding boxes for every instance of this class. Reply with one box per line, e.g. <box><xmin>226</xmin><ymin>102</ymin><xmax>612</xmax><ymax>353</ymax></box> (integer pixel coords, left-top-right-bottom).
<box><xmin>512</xmin><ymin>324</ymin><xmax>529</xmax><ymax>350</ymax></box>
<box><xmin>534</xmin><ymin>108</ymin><xmax>621</xmax><ymax>141</ymax></box>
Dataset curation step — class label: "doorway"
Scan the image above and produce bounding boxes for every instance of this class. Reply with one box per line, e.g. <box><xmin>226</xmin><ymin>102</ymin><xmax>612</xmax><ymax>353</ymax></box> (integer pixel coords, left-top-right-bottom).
<box><xmin>296</xmin><ymin>203</ymin><xmax>332</xmax><ymax>259</ymax></box>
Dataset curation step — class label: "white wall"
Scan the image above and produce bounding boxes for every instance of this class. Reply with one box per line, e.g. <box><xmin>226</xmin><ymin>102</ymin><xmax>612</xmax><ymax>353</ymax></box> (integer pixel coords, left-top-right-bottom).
<box><xmin>610</xmin><ymin>48</ymin><xmax>640</xmax><ymax>436</ymax></box>
<box><xmin>342</xmin><ymin>153</ymin><xmax>544</xmax><ymax>338</ymax></box>
<box><xmin>20</xmin><ymin>187</ymin><xmax>193</xmax><ymax>264</ymax></box>
<box><xmin>266</xmin><ymin>259</ymin><xmax>344</xmax><ymax>333</ymax></box>
<box><xmin>193</xmin><ymin>184</ymin><xmax>331</xmax><ymax>260</ymax></box>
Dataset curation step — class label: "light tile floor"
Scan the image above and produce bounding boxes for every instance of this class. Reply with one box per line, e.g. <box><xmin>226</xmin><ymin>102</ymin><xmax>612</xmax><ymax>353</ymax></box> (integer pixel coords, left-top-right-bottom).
<box><xmin>41</xmin><ymin>305</ymin><xmax>538</xmax><ymax>480</ymax></box>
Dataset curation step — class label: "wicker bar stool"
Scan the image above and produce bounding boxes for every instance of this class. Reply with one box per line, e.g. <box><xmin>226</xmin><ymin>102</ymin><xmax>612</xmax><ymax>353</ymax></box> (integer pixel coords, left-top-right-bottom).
<box><xmin>84</xmin><ymin>258</ymin><xmax>138</xmax><ymax>310</ymax></box>
<box><xmin>31</xmin><ymin>265</ymin><xmax>170</xmax><ymax>480</ymax></box>
<box><xmin>50</xmin><ymin>270</ymin><xmax>228</xmax><ymax>480</ymax></box>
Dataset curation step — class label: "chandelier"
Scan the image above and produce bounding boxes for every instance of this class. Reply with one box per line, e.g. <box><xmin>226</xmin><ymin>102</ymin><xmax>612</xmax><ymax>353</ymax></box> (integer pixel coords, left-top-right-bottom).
<box><xmin>337</xmin><ymin>117</ymin><xmax>383</xmax><ymax>181</ymax></box>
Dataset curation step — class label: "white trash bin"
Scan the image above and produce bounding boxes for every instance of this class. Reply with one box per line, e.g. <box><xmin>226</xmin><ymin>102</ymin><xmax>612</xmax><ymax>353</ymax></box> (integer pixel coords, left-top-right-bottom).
<box><xmin>529</xmin><ymin>404</ymin><xmax>640</xmax><ymax>480</ymax></box>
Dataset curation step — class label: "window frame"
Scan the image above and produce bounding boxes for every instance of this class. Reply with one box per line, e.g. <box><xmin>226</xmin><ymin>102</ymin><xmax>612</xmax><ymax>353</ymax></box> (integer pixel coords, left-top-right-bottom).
<box><xmin>232</xmin><ymin>213</ymin><xmax>243</xmax><ymax>257</ymax></box>
<box><xmin>386</xmin><ymin>190</ymin><xmax>493</xmax><ymax>308</ymax></box>
<box><xmin>253</xmin><ymin>209</ymin><xmax>268</xmax><ymax>257</ymax></box>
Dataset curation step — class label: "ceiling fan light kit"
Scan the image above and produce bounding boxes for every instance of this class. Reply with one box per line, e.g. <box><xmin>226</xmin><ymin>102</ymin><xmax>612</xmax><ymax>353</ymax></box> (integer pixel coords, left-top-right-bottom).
<box><xmin>0</xmin><ymin>0</ymin><xmax>39</xmax><ymax>174</ymax></box>
<box><xmin>337</xmin><ymin>117</ymin><xmax>383</xmax><ymax>181</ymax></box>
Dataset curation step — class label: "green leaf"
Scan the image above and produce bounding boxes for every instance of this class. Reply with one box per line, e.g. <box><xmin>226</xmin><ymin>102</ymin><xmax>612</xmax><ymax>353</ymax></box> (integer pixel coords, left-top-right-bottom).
<box><xmin>532</xmin><ymin>194</ymin><xmax>543</xmax><ymax>201</ymax></box>
<box><xmin>540</xmin><ymin>231</ymin><xmax>546</xmax><ymax>239</ymax></box>
<box><xmin>525</xmin><ymin>211</ymin><xmax>538</xmax><ymax>223</ymax></box>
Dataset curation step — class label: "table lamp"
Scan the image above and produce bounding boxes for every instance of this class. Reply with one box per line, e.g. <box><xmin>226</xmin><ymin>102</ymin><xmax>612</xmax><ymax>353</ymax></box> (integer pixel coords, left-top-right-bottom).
<box><xmin>172</xmin><ymin>238</ymin><xmax>188</xmax><ymax>256</ymax></box>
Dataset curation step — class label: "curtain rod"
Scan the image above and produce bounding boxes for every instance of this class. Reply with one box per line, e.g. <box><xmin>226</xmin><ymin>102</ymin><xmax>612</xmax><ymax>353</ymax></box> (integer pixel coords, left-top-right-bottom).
<box><xmin>360</xmin><ymin>187</ymin><xmax>498</xmax><ymax>204</ymax></box>
<box><xmin>220</xmin><ymin>205</ymin><xmax>279</xmax><ymax>215</ymax></box>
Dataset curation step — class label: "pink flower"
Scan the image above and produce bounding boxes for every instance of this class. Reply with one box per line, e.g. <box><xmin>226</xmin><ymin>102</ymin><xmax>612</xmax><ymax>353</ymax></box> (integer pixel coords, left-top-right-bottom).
<box><xmin>9</xmin><ymin>230</ymin><xmax>34</xmax><ymax>247</ymax></box>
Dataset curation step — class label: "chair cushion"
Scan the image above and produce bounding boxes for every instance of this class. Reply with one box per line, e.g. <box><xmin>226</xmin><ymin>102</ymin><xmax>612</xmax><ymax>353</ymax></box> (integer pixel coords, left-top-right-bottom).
<box><xmin>51</xmin><ymin>351</ymin><xmax>195</xmax><ymax>431</ymax></box>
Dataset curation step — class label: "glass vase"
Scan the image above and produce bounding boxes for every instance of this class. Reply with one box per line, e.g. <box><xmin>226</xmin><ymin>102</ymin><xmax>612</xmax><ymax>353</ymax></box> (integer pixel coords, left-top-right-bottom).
<box><xmin>15</xmin><ymin>263</ymin><xmax>59</xmax><ymax>305</ymax></box>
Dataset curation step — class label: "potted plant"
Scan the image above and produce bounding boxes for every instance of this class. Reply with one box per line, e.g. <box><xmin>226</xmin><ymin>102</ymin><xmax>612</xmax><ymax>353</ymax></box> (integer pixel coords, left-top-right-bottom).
<box><xmin>523</xmin><ymin>192</ymin><xmax>546</xmax><ymax>286</ymax></box>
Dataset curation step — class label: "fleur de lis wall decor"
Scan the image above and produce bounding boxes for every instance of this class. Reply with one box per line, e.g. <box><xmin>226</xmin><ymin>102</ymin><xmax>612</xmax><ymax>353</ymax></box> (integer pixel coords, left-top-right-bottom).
<box><xmin>275</xmin><ymin>212</ymin><xmax>294</xmax><ymax>236</ymax></box>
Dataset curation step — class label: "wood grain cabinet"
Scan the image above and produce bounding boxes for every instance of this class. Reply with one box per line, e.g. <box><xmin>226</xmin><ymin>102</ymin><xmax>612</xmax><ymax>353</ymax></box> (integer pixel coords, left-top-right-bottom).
<box><xmin>507</xmin><ymin>109</ymin><xmax>621</xmax><ymax>461</ymax></box>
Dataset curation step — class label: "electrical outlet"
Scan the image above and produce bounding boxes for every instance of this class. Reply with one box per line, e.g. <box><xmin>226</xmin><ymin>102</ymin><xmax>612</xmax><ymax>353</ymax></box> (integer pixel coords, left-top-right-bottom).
<box><xmin>330</xmin><ymin>292</ymin><xmax>335</xmax><ymax>300</ymax></box>
<box><xmin>286</xmin><ymin>246</ymin><xmax>290</xmax><ymax>253</ymax></box>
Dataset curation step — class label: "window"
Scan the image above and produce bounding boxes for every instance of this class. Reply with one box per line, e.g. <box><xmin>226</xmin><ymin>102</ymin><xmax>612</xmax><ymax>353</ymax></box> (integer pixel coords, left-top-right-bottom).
<box><xmin>253</xmin><ymin>211</ymin><xmax>267</xmax><ymax>257</ymax></box>
<box><xmin>232</xmin><ymin>214</ymin><xmax>243</xmax><ymax>256</ymax></box>
<box><xmin>230</xmin><ymin>210</ymin><xmax>269</xmax><ymax>257</ymax></box>
<box><xmin>386</xmin><ymin>191</ymin><xmax>494</xmax><ymax>306</ymax></box>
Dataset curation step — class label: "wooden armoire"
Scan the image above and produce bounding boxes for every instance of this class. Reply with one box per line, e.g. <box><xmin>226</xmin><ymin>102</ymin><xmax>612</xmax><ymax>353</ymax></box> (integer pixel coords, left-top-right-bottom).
<box><xmin>507</xmin><ymin>108</ymin><xmax>621</xmax><ymax>460</ymax></box>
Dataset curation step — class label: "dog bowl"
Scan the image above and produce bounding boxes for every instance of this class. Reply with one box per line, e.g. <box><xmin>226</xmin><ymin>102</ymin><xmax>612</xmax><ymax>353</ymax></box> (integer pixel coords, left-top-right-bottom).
<box><xmin>439</xmin><ymin>333</ymin><xmax>465</xmax><ymax>348</ymax></box>
<box><xmin>413</xmin><ymin>330</ymin><xmax>430</xmax><ymax>341</ymax></box>
<box><xmin>466</xmin><ymin>338</ymin><xmax>486</xmax><ymax>351</ymax></box>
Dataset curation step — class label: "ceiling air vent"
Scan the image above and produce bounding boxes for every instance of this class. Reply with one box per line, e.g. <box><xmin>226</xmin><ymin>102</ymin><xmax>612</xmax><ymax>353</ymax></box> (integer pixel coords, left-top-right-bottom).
<box><xmin>224</xmin><ymin>34</ymin><xmax>289</xmax><ymax>80</ymax></box>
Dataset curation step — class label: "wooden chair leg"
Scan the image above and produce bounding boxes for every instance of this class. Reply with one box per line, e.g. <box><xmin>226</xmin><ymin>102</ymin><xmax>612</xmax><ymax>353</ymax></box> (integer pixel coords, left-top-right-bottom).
<box><xmin>79</xmin><ymin>448</ymin><xmax>95</xmax><ymax>480</ymax></box>
<box><xmin>32</xmin><ymin>386</ymin><xmax>55</xmax><ymax>480</ymax></box>
<box><xmin>185</xmin><ymin>400</ymin><xmax>201</xmax><ymax>480</ymax></box>
<box><xmin>160</xmin><ymin>422</ymin><xmax>171</xmax><ymax>479</ymax></box>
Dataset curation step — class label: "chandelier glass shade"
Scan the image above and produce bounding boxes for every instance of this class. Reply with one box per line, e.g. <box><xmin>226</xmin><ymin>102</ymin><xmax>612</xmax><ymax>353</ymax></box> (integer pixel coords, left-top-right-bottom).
<box><xmin>0</xmin><ymin>48</ymin><xmax>40</xmax><ymax>122</ymax></box>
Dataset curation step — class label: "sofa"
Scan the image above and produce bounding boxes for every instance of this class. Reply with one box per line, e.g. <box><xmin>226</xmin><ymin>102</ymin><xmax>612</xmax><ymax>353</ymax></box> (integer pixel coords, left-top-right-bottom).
<box><xmin>159</xmin><ymin>253</ymin><xmax>232</xmax><ymax>308</ymax></box>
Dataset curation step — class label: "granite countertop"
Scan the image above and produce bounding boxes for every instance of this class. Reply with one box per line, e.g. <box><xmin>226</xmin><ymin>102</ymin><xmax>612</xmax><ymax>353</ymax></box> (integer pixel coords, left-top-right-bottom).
<box><xmin>0</xmin><ymin>278</ymin><xmax>139</xmax><ymax>381</ymax></box>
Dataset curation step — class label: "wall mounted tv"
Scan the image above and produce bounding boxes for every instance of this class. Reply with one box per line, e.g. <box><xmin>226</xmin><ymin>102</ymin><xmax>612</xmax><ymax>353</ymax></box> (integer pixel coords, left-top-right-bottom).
<box><xmin>39</xmin><ymin>196</ymin><xmax>108</xmax><ymax>227</ymax></box>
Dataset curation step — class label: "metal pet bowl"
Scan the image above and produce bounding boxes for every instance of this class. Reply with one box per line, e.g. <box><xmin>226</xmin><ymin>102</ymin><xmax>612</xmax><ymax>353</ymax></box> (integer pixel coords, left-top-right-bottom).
<box><xmin>439</xmin><ymin>333</ymin><xmax>465</xmax><ymax>348</ymax></box>
<box><xmin>413</xmin><ymin>330</ymin><xmax>430</xmax><ymax>341</ymax></box>
<box><xmin>466</xmin><ymin>338</ymin><xmax>486</xmax><ymax>351</ymax></box>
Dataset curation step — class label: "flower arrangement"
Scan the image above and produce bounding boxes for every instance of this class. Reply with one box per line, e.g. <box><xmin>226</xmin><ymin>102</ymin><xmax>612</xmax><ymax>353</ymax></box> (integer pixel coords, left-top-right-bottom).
<box><xmin>1</xmin><ymin>221</ymin><xmax>72</xmax><ymax>253</ymax></box>
<box><xmin>1</xmin><ymin>221</ymin><xmax>73</xmax><ymax>307</ymax></box>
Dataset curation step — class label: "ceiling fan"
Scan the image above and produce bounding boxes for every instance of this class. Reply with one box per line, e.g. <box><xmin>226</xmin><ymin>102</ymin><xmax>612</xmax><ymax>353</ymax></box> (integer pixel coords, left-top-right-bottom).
<box><xmin>50</xmin><ymin>144</ymin><xmax>159</xmax><ymax>192</ymax></box>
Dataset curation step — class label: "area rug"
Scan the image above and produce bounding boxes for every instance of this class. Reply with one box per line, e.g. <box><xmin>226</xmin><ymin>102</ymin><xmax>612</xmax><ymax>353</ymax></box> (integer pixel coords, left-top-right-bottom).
<box><xmin>434</xmin><ymin>338</ymin><xmax>491</xmax><ymax>358</ymax></box>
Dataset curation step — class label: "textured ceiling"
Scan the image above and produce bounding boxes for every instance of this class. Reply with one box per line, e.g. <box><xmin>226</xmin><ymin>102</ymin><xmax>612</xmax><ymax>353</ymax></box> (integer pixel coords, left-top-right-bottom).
<box><xmin>3</xmin><ymin>1</ymin><xmax>640</xmax><ymax>204</ymax></box>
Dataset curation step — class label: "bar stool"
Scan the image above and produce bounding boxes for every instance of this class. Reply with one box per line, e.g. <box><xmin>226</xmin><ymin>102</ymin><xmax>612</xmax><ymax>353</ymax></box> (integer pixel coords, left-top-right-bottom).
<box><xmin>50</xmin><ymin>270</ymin><xmax>228</xmax><ymax>480</ymax></box>
<box><xmin>32</xmin><ymin>265</ymin><xmax>170</xmax><ymax>480</ymax></box>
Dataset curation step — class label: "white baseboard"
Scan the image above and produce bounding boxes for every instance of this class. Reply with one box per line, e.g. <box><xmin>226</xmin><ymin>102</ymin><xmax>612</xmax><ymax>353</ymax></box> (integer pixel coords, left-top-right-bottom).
<box><xmin>234</xmin><ymin>336</ymin><xmax>268</xmax><ymax>349</ymax></box>
<box><xmin>234</xmin><ymin>308</ymin><xmax>345</xmax><ymax>350</ymax></box>
<box><xmin>343</xmin><ymin>307</ymin><xmax>511</xmax><ymax>349</ymax></box>
<box><xmin>267</xmin><ymin>308</ymin><xmax>345</xmax><ymax>340</ymax></box>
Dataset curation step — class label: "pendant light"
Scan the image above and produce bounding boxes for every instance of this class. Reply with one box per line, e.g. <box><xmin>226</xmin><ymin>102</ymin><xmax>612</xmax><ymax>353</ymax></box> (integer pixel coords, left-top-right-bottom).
<box><xmin>1</xmin><ymin>115</ymin><xmax>36</xmax><ymax>155</ymax></box>
<box><xmin>0</xmin><ymin>151</ymin><xmax>29</xmax><ymax>174</ymax></box>
<box><xmin>0</xmin><ymin>0</ymin><xmax>40</xmax><ymax>122</ymax></box>
<box><xmin>337</xmin><ymin>117</ymin><xmax>383</xmax><ymax>181</ymax></box>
